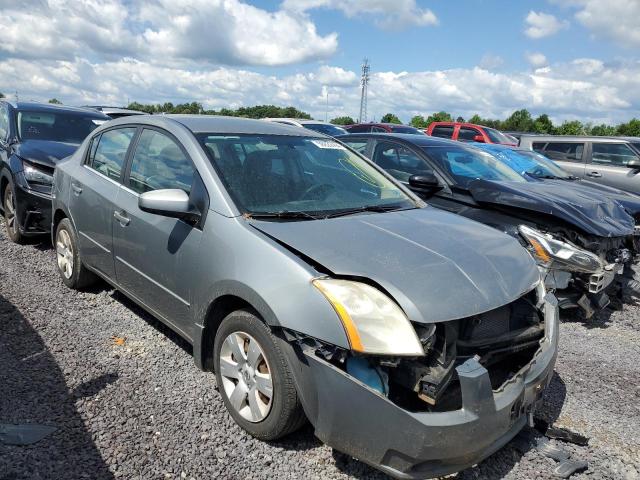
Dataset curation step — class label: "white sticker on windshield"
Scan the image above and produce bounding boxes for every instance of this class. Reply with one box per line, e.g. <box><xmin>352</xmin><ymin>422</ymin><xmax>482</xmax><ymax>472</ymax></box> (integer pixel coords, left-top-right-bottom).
<box><xmin>92</xmin><ymin>119</ymin><xmax>108</xmax><ymax>125</ymax></box>
<box><xmin>310</xmin><ymin>139</ymin><xmax>346</xmax><ymax>150</ymax></box>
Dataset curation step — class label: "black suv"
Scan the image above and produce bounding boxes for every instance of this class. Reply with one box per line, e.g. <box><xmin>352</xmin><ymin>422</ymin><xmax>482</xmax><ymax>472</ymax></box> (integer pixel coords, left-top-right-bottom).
<box><xmin>0</xmin><ymin>101</ymin><xmax>109</xmax><ymax>242</ymax></box>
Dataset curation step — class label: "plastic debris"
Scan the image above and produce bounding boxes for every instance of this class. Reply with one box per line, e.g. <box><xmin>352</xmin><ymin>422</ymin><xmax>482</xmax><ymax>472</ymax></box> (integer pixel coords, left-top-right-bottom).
<box><xmin>111</xmin><ymin>336</ymin><xmax>126</xmax><ymax>346</ymax></box>
<box><xmin>0</xmin><ymin>424</ymin><xmax>57</xmax><ymax>445</ymax></box>
<box><xmin>534</xmin><ymin>418</ymin><xmax>590</xmax><ymax>446</ymax></box>
<box><xmin>553</xmin><ymin>460</ymin><xmax>589</xmax><ymax>478</ymax></box>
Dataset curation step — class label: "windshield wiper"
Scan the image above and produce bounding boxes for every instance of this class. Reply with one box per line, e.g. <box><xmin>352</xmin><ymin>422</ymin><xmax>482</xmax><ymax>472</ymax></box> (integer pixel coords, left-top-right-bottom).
<box><xmin>245</xmin><ymin>210</ymin><xmax>318</xmax><ymax>221</ymax></box>
<box><xmin>323</xmin><ymin>204</ymin><xmax>412</xmax><ymax>219</ymax></box>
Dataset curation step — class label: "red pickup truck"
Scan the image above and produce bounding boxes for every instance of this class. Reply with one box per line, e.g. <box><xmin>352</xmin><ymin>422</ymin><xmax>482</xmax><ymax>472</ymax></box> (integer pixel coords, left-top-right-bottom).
<box><xmin>426</xmin><ymin>122</ymin><xmax>517</xmax><ymax>146</ymax></box>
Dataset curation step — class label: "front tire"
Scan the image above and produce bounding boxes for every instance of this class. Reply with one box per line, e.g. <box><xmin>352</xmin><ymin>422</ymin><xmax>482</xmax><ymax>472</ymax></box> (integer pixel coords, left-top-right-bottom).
<box><xmin>3</xmin><ymin>181</ymin><xmax>24</xmax><ymax>244</ymax></box>
<box><xmin>55</xmin><ymin>218</ymin><xmax>96</xmax><ymax>289</ymax></box>
<box><xmin>214</xmin><ymin>310</ymin><xmax>306</xmax><ymax>440</ymax></box>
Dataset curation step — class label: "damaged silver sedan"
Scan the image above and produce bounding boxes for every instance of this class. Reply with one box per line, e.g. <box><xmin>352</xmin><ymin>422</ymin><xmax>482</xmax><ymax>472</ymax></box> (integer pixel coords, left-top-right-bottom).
<box><xmin>52</xmin><ymin>115</ymin><xmax>559</xmax><ymax>479</ymax></box>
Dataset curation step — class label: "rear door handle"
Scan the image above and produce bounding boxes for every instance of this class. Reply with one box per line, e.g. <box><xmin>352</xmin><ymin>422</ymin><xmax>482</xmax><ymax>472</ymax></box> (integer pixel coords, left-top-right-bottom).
<box><xmin>586</xmin><ymin>171</ymin><xmax>602</xmax><ymax>178</ymax></box>
<box><xmin>113</xmin><ymin>210</ymin><xmax>131</xmax><ymax>226</ymax></box>
<box><xmin>71</xmin><ymin>183</ymin><xmax>83</xmax><ymax>195</ymax></box>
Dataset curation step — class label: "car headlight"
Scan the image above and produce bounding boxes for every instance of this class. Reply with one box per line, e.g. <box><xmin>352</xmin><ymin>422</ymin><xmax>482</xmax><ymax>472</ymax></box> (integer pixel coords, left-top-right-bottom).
<box><xmin>518</xmin><ymin>225</ymin><xmax>604</xmax><ymax>273</ymax></box>
<box><xmin>313</xmin><ymin>278</ymin><xmax>425</xmax><ymax>356</ymax></box>
<box><xmin>22</xmin><ymin>161</ymin><xmax>54</xmax><ymax>186</ymax></box>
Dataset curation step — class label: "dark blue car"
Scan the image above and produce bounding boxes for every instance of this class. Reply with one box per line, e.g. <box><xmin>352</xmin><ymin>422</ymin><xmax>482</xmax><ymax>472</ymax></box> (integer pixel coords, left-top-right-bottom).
<box><xmin>0</xmin><ymin>101</ymin><xmax>109</xmax><ymax>242</ymax></box>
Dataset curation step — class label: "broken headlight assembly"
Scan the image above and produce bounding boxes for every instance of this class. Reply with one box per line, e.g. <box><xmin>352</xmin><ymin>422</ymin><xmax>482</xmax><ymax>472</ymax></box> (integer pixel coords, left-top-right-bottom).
<box><xmin>518</xmin><ymin>225</ymin><xmax>604</xmax><ymax>273</ymax></box>
<box><xmin>22</xmin><ymin>160</ymin><xmax>54</xmax><ymax>187</ymax></box>
<box><xmin>313</xmin><ymin>278</ymin><xmax>425</xmax><ymax>356</ymax></box>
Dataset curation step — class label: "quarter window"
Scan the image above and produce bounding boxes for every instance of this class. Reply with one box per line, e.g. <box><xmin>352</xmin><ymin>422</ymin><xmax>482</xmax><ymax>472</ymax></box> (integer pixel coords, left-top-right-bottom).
<box><xmin>591</xmin><ymin>143</ymin><xmax>639</xmax><ymax>166</ymax></box>
<box><xmin>372</xmin><ymin>142</ymin><xmax>430</xmax><ymax>181</ymax></box>
<box><xmin>431</xmin><ymin>126</ymin><xmax>454</xmax><ymax>139</ymax></box>
<box><xmin>541</xmin><ymin>142</ymin><xmax>584</xmax><ymax>162</ymax></box>
<box><xmin>128</xmin><ymin>129</ymin><xmax>194</xmax><ymax>194</ymax></box>
<box><xmin>90</xmin><ymin>128</ymin><xmax>136</xmax><ymax>181</ymax></box>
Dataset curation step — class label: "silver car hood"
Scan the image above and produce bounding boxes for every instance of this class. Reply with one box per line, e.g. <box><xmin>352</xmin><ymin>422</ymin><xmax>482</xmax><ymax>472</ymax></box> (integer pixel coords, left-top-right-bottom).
<box><xmin>250</xmin><ymin>207</ymin><xmax>540</xmax><ymax>324</ymax></box>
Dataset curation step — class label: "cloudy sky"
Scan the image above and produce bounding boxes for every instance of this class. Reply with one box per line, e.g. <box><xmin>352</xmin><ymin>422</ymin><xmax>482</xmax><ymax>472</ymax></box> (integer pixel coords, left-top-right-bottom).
<box><xmin>1</xmin><ymin>0</ymin><xmax>639</xmax><ymax>124</ymax></box>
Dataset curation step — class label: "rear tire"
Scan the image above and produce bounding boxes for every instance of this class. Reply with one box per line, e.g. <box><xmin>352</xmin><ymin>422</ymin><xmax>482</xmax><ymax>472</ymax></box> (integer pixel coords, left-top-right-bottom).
<box><xmin>55</xmin><ymin>218</ymin><xmax>96</xmax><ymax>289</ymax></box>
<box><xmin>3</xmin><ymin>181</ymin><xmax>24</xmax><ymax>244</ymax></box>
<box><xmin>214</xmin><ymin>310</ymin><xmax>306</xmax><ymax>440</ymax></box>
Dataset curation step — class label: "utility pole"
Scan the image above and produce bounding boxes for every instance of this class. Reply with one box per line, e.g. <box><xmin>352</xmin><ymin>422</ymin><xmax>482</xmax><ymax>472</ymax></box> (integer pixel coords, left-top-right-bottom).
<box><xmin>358</xmin><ymin>59</ymin><xmax>370</xmax><ymax>123</ymax></box>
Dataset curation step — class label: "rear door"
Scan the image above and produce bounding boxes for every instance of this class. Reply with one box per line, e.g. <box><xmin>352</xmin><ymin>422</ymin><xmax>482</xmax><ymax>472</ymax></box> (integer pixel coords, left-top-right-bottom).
<box><xmin>112</xmin><ymin>127</ymin><xmax>207</xmax><ymax>337</ymax></box>
<box><xmin>457</xmin><ymin>126</ymin><xmax>481</xmax><ymax>143</ymax></box>
<box><xmin>70</xmin><ymin>126</ymin><xmax>137</xmax><ymax>278</ymax></box>
<box><xmin>533</xmin><ymin>141</ymin><xmax>586</xmax><ymax>178</ymax></box>
<box><xmin>586</xmin><ymin>142</ymin><xmax>640</xmax><ymax>193</ymax></box>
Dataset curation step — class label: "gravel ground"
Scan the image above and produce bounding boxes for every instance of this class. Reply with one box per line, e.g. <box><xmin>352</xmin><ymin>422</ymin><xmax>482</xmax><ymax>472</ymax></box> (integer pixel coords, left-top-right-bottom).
<box><xmin>0</xmin><ymin>225</ymin><xmax>639</xmax><ymax>480</ymax></box>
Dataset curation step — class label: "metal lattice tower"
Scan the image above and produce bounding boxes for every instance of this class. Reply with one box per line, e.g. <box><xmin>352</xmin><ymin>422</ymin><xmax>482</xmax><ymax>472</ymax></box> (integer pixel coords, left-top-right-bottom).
<box><xmin>358</xmin><ymin>59</ymin><xmax>370</xmax><ymax>123</ymax></box>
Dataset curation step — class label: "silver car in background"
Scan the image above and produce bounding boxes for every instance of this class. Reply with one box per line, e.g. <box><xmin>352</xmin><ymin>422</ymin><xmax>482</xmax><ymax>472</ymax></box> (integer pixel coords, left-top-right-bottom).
<box><xmin>519</xmin><ymin>135</ymin><xmax>640</xmax><ymax>194</ymax></box>
<box><xmin>52</xmin><ymin>115</ymin><xmax>558</xmax><ymax>479</ymax></box>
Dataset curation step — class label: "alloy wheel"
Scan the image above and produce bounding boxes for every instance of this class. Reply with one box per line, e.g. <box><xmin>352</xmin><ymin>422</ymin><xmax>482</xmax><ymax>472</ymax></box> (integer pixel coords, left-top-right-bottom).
<box><xmin>4</xmin><ymin>189</ymin><xmax>17</xmax><ymax>235</ymax></box>
<box><xmin>219</xmin><ymin>331</ymin><xmax>274</xmax><ymax>422</ymax></box>
<box><xmin>56</xmin><ymin>229</ymin><xmax>74</xmax><ymax>279</ymax></box>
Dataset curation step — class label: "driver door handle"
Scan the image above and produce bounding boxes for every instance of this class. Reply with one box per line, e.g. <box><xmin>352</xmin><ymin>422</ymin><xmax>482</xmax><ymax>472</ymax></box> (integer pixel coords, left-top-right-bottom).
<box><xmin>71</xmin><ymin>183</ymin><xmax>83</xmax><ymax>195</ymax></box>
<box><xmin>113</xmin><ymin>210</ymin><xmax>131</xmax><ymax>226</ymax></box>
<box><xmin>586</xmin><ymin>171</ymin><xmax>602</xmax><ymax>178</ymax></box>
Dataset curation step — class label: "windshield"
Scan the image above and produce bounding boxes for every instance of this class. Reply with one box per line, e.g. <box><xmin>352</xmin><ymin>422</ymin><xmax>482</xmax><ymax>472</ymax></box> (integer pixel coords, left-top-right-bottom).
<box><xmin>17</xmin><ymin>111</ymin><xmax>105</xmax><ymax>143</ymax></box>
<box><xmin>198</xmin><ymin>134</ymin><xmax>415</xmax><ymax>216</ymax></box>
<box><xmin>493</xmin><ymin>149</ymin><xmax>571</xmax><ymax>179</ymax></box>
<box><xmin>303</xmin><ymin>123</ymin><xmax>348</xmax><ymax>137</ymax></box>
<box><xmin>422</xmin><ymin>144</ymin><xmax>526</xmax><ymax>188</ymax></box>
<box><xmin>485</xmin><ymin>128</ymin><xmax>515</xmax><ymax>144</ymax></box>
<box><xmin>391</xmin><ymin>126</ymin><xmax>425</xmax><ymax>135</ymax></box>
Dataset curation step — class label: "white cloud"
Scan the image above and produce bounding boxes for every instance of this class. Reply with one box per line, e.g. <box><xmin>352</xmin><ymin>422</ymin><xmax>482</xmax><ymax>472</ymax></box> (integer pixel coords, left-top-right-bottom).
<box><xmin>524</xmin><ymin>10</ymin><xmax>568</xmax><ymax>39</ymax></box>
<box><xmin>479</xmin><ymin>54</ymin><xmax>504</xmax><ymax>70</ymax></box>
<box><xmin>282</xmin><ymin>0</ymin><xmax>438</xmax><ymax>30</ymax></box>
<box><xmin>0</xmin><ymin>0</ymin><xmax>338</xmax><ymax>66</ymax></box>
<box><xmin>526</xmin><ymin>52</ymin><xmax>548</xmax><ymax>68</ymax></box>
<box><xmin>553</xmin><ymin>0</ymin><xmax>640</xmax><ymax>47</ymax></box>
<box><xmin>2</xmin><ymin>57</ymin><xmax>639</xmax><ymax>125</ymax></box>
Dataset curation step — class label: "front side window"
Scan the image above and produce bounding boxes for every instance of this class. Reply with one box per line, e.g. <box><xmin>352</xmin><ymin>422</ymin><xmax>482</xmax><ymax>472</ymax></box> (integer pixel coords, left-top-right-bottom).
<box><xmin>431</xmin><ymin>126</ymin><xmax>454</xmax><ymax>139</ymax></box>
<box><xmin>541</xmin><ymin>142</ymin><xmax>584</xmax><ymax>162</ymax></box>
<box><xmin>198</xmin><ymin>134</ymin><xmax>415</xmax><ymax>216</ymax></box>
<box><xmin>422</xmin><ymin>145</ymin><xmax>526</xmax><ymax>188</ymax></box>
<box><xmin>591</xmin><ymin>143</ymin><xmax>639</xmax><ymax>166</ymax></box>
<box><xmin>128</xmin><ymin>129</ymin><xmax>194</xmax><ymax>194</ymax></box>
<box><xmin>458</xmin><ymin>127</ymin><xmax>480</xmax><ymax>142</ymax></box>
<box><xmin>90</xmin><ymin>128</ymin><xmax>136</xmax><ymax>181</ymax></box>
<box><xmin>17</xmin><ymin>111</ymin><xmax>106</xmax><ymax>143</ymax></box>
<box><xmin>372</xmin><ymin>142</ymin><xmax>431</xmax><ymax>181</ymax></box>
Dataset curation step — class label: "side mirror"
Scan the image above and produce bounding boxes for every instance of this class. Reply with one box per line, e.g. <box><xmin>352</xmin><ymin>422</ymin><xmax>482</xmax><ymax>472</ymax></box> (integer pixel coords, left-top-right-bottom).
<box><xmin>138</xmin><ymin>189</ymin><xmax>198</xmax><ymax>220</ymax></box>
<box><xmin>473</xmin><ymin>134</ymin><xmax>485</xmax><ymax>143</ymax></box>
<box><xmin>408</xmin><ymin>173</ymin><xmax>443</xmax><ymax>197</ymax></box>
<box><xmin>627</xmin><ymin>158</ymin><xmax>640</xmax><ymax>170</ymax></box>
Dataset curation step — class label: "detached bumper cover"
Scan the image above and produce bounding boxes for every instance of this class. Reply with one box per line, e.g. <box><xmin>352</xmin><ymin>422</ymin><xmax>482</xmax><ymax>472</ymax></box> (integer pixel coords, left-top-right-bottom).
<box><xmin>293</xmin><ymin>294</ymin><xmax>559</xmax><ymax>479</ymax></box>
<box><xmin>13</xmin><ymin>180</ymin><xmax>52</xmax><ymax>235</ymax></box>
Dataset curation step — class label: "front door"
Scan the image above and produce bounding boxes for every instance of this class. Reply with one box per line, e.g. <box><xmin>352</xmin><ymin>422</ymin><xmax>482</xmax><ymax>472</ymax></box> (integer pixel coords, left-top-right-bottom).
<box><xmin>112</xmin><ymin>127</ymin><xmax>204</xmax><ymax>337</ymax></box>
<box><xmin>585</xmin><ymin>142</ymin><xmax>640</xmax><ymax>193</ymax></box>
<box><xmin>70</xmin><ymin>127</ymin><xmax>137</xmax><ymax>278</ymax></box>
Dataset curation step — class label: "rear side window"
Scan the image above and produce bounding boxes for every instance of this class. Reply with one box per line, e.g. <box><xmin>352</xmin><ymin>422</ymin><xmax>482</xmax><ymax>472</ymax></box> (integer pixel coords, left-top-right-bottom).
<box><xmin>458</xmin><ymin>127</ymin><xmax>480</xmax><ymax>142</ymax></box>
<box><xmin>341</xmin><ymin>140</ymin><xmax>369</xmax><ymax>155</ymax></box>
<box><xmin>128</xmin><ymin>129</ymin><xmax>195</xmax><ymax>194</ymax></box>
<box><xmin>591</xmin><ymin>143</ymin><xmax>639</xmax><ymax>166</ymax></box>
<box><xmin>541</xmin><ymin>142</ymin><xmax>584</xmax><ymax>162</ymax></box>
<box><xmin>0</xmin><ymin>104</ymin><xmax>9</xmax><ymax>141</ymax></box>
<box><xmin>431</xmin><ymin>126</ymin><xmax>454</xmax><ymax>139</ymax></box>
<box><xmin>90</xmin><ymin>128</ymin><xmax>136</xmax><ymax>181</ymax></box>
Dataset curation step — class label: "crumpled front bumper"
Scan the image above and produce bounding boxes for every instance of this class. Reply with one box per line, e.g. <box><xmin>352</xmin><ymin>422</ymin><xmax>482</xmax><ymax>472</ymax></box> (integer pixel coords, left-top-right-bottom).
<box><xmin>286</xmin><ymin>294</ymin><xmax>559</xmax><ymax>479</ymax></box>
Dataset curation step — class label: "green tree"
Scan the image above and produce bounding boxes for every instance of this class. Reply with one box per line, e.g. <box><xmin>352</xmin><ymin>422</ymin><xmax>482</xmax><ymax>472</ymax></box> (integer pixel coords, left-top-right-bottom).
<box><xmin>467</xmin><ymin>114</ymin><xmax>501</xmax><ymax>129</ymax></box>
<box><xmin>409</xmin><ymin>115</ymin><xmax>428</xmax><ymax>128</ymax></box>
<box><xmin>380</xmin><ymin>113</ymin><xmax>402</xmax><ymax>124</ymax></box>
<box><xmin>48</xmin><ymin>98</ymin><xmax>62</xmax><ymax>104</ymax></box>
<box><xmin>589</xmin><ymin>124</ymin><xmax>617</xmax><ymax>136</ymax></box>
<box><xmin>617</xmin><ymin>118</ymin><xmax>640</xmax><ymax>137</ymax></box>
<box><xmin>425</xmin><ymin>111</ymin><xmax>453</xmax><ymax>124</ymax></box>
<box><xmin>330</xmin><ymin>116</ymin><xmax>355</xmax><ymax>125</ymax></box>
<box><xmin>556</xmin><ymin>120</ymin><xmax>585</xmax><ymax>135</ymax></box>
<box><xmin>0</xmin><ymin>92</ymin><xmax>4</xmax><ymax>98</ymax></box>
<box><xmin>533</xmin><ymin>114</ymin><xmax>554</xmax><ymax>134</ymax></box>
<box><xmin>503</xmin><ymin>109</ymin><xmax>534</xmax><ymax>132</ymax></box>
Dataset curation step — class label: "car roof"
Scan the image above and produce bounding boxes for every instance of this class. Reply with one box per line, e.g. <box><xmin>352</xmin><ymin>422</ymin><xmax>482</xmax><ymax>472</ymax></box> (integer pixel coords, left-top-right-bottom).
<box><xmin>429</xmin><ymin>122</ymin><xmax>497</xmax><ymax>130</ymax></box>
<box><xmin>105</xmin><ymin>114</ymin><xmax>326</xmax><ymax>137</ymax></box>
<box><xmin>338</xmin><ymin>132</ymin><xmax>468</xmax><ymax>147</ymax></box>
<box><xmin>520</xmin><ymin>135</ymin><xmax>632</xmax><ymax>143</ymax></box>
<box><xmin>9</xmin><ymin>101</ymin><xmax>109</xmax><ymax>118</ymax></box>
<box><xmin>86</xmin><ymin>106</ymin><xmax>146</xmax><ymax>115</ymax></box>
